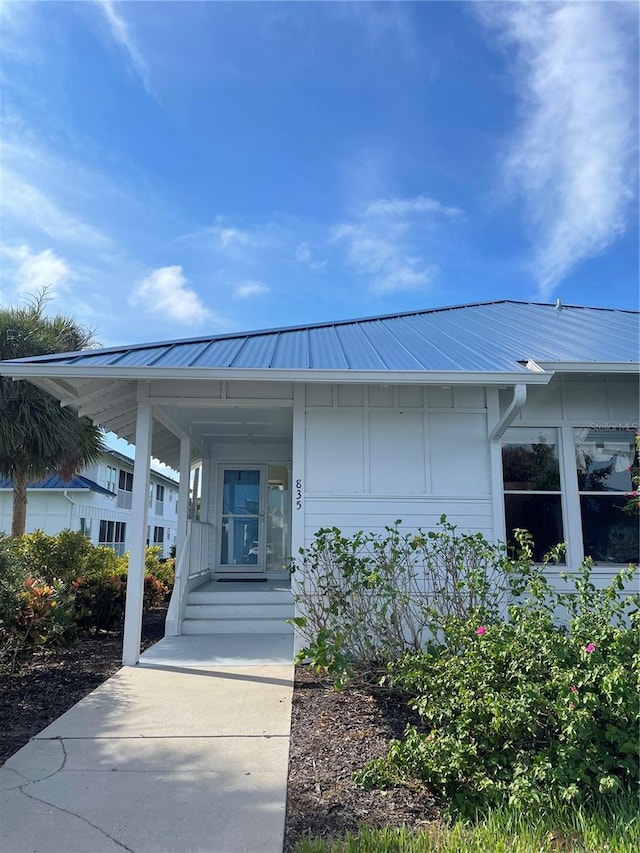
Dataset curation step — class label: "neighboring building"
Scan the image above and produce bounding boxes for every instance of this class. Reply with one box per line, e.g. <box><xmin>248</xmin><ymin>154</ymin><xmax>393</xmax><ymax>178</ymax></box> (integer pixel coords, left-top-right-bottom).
<box><xmin>1</xmin><ymin>300</ymin><xmax>638</xmax><ymax>664</ymax></box>
<box><xmin>0</xmin><ymin>449</ymin><xmax>179</xmax><ymax>558</ymax></box>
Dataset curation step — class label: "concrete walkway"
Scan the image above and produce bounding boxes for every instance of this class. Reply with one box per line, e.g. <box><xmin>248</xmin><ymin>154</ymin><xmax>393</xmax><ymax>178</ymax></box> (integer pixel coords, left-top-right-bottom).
<box><xmin>0</xmin><ymin>634</ymin><xmax>295</xmax><ymax>853</ymax></box>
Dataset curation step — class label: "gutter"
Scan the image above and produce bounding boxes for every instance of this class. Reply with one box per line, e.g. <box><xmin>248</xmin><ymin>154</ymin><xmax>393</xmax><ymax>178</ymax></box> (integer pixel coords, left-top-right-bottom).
<box><xmin>490</xmin><ymin>384</ymin><xmax>527</xmax><ymax>441</ymax></box>
<box><xmin>63</xmin><ymin>490</ymin><xmax>76</xmax><ymax>529</ymax></box>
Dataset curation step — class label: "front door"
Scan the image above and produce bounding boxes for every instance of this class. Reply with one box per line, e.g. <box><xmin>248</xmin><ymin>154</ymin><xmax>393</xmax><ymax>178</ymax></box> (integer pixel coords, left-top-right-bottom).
<box><xmin>220</xmin><ymin>467</ymin><xmax>263</xmax><ymax>573</ymax></box>
<box><xmin>218</xmin><ymin>464</ymin><xmax>291</xmax><ymax>575</ymax></box>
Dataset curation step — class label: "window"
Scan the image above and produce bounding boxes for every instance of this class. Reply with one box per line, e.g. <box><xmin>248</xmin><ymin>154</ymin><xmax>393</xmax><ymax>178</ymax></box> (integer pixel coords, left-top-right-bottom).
<box><xmin>502</xmin><ymin>428</ymin><xmax>564</xmax><ymax>562</ymax></box>
<box><xmin>99</xmin><ymin>520</ymin><xmax>126</xmax><ymax>556</ymax></box>
<box><xmin>155</xmin><ymin>484</ymin><xmax>164</xmax><ymax>517</ymax></box>
<box><xmin>575</xmin><ymin>428</ymin><xmax>638</xmax><ymax>564</ymax></box>
<box><xmin>79</xmin><ymin>518</ymin><xmax>92</xmax><ymax>538</ymax></box>
<box><xmin>153</xmin><ymin>526</ymin><xmax>164</xmax><ymax>545</ymax></box>
<box><xmin>117</xmin><ymin>470</ymin><xmax>133</xmax><ymax>509</ymax></box>
<box><xmin>105</xmin><ymin>465</ymin><xmax>117</xmax><ymax>493</ymax></box>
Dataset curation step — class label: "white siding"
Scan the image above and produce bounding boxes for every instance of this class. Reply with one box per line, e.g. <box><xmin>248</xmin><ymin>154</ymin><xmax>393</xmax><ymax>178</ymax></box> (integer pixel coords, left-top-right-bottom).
<box><xmin>301</xmin><ymin>383</ymin><xmax>493</xmax><ymax>544</ymax></box>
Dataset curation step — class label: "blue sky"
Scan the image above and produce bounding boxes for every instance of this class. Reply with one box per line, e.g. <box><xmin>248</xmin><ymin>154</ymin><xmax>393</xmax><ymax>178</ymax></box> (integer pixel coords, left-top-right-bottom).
<box><xmin>1</xmin><ymin>0</ymin><xmax>638</xmax><ymax>351</ymax></box>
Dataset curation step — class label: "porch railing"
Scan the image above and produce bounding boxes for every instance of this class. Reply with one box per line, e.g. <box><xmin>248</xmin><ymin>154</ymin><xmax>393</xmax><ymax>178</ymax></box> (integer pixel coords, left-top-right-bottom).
<box><xmin>165</xmin><ymin>520</ymin><xmax>212</xmax><ymax>636</ymax></box>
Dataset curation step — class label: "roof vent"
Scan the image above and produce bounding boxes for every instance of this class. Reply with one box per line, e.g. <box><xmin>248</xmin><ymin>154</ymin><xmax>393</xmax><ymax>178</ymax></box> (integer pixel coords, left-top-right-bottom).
<box><xmin>555</xmin><ymin>298</ymin><xmax>563</xmax><ymax>310</ymax></box>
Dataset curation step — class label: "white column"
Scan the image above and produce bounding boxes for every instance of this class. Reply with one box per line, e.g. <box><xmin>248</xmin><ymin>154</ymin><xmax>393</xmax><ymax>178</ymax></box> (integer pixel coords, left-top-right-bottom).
<box><xmin>122</xmin><ymin>393</ymin><xmax>153</xmax><ymax>666</ymax></box>
<box><xmin>176</xmin><ymin>437</ymin><xmax>191</xmax><ymax>560</ymax></box>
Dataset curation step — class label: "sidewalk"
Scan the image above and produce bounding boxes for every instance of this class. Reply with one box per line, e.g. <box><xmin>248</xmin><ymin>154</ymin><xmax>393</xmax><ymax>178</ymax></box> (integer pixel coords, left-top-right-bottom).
<box><xmin>0</xmin><ymin>634</ymin><xmax>294</xmax><ymax>853</ymax></box>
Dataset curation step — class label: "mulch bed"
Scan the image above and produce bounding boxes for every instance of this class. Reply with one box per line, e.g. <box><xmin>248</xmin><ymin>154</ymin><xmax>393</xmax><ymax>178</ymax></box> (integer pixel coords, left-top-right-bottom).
<box><xmin>284</xmin><ymin>667</ymin><xmax>440</xmax><ymax>851</ymax></box>
<box><xmin>1</xmin><ymin>616</ymin><xmax>439</xmax><ymax>850</ymax></box>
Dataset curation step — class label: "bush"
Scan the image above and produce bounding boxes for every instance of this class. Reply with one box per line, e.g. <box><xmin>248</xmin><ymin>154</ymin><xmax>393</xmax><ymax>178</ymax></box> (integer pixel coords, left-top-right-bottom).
<box><xmin>290</xmin><ymin>517</ymin><xmax>537</xmax><ymax>685</ymax></box>
<box><xmin>0</xmin><ymin>536</ymin><xmax>26</xmax><ymax>634</ymax></box>
<box><xmin>355</xmin><ymin>560</ymin><xmax>640</xmax><ymax>815</ymax></box>
<box><xmin>145</xmin><ymin>546</ymin><xmax>175</xmax><ymax>597</ymax></box>
<box><xmin>17</xmin><ymin>529</ymin><xmax>126</xmax><ymax>584</ymax></box>
<box><xmin>70</xmin><ymin>571</ymin><xmax>168</xmax><ymax>635</ymax></box>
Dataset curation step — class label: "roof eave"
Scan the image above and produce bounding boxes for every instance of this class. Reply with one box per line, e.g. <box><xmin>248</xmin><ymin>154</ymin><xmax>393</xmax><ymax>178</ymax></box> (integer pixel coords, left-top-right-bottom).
<box><xmin>534</xmin><ymin>362</ymin><xmax>640</xmax><ymax>374</ymax></box>
<box><xmin>0</xmin><ymin>364</ymin><xmax>555</xmax><ymax>386</ymax></box>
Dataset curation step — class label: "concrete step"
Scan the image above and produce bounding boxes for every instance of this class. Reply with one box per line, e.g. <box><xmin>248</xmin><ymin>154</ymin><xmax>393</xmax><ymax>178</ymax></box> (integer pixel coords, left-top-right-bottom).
<box><xmin>181</xmin><ymin>617</ymin><xmax>293</xmax><ymax>635</ymax></box>
<box><xmin>183</xmin><ymin>602</ymin><xmax>294</xmax><ymax>620</ymax></box>
<box><xmin>188</xmin><ymin>589</ymin><xmax>293</xmax><ymax>606</ymax></box>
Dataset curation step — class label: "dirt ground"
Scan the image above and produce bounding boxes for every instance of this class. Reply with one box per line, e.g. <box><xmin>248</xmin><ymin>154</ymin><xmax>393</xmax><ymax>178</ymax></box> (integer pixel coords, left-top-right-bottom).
<box><xmin>0</xmin><ymin>616</ymin><xmax>439</xmax><ymax>849</ymax></box>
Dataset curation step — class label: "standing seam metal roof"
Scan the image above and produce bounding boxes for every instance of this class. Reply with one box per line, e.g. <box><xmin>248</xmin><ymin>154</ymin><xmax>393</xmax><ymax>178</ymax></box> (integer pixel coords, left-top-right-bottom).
<box><xmin>2</xmin><ymin>301</ymin><xmax>638</xmax><ymax>372</ymax></box>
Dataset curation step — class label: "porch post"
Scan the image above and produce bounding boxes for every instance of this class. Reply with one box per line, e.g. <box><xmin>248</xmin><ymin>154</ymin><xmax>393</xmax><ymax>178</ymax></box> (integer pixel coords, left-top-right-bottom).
<box><xmin>122</xmin><ymin>393</ymin><xmax>153</xmax><ymax>666</ymax></box>
<box><xmin>176</xmin><ymin>437</ymin><xmax>191</xmax><ymax>559</ymax></box>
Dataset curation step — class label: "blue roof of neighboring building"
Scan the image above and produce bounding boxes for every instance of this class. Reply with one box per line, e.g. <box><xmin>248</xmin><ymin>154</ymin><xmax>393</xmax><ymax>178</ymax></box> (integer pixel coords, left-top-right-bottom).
<box><xmin>2</xmin><ymin>301</ymin><xmax>638</xmax><ymax>373</ymax></box>
<box><xmin>0</xmin><ymin>474</ymin><xmax>115</xmax><ymax>495</ymax></box>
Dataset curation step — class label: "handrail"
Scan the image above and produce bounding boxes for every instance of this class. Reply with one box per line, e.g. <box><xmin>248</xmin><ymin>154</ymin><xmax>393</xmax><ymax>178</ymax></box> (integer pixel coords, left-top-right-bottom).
<box><xmin>165</xmin><ymin>528</ymin><xmax>192</xmax><ymax>636</ymax></box>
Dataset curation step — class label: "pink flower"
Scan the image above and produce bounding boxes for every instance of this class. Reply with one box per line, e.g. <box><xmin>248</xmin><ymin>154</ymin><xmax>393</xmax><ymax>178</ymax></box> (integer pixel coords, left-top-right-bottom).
<box><xmin>570</xmin><ymin>686</ymin><xmax>578</xmax><ymax>693</ymax></box>
<box><xmin>476</xmin><ymin>626</ymin><xmax>487</xmax><ymax>636</ymax></box>
<box><xmin>585</xmin><ymin>643</ymin><xmax>596</xmax><ymax>653</ymax></box>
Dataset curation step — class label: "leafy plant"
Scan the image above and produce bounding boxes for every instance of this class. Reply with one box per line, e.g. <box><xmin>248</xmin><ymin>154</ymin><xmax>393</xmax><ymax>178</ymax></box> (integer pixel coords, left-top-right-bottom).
<box><xmin>4</xmin><ymin>578</ymin><xmax>75</xmax><ymax>672</ymax></box>
<box><xmin>290</xmin><ymin>518</ymin><xmax>539</xmax><ymax>685</ymax></box>
<box><xmin>17</xmin><ymin>529</ymin><xmax>127</xmax><ymax>584</ymax></box>
<box><xmin>355</xmin><ymin>559</ymin><xmax>640</xmax><ymax>815</ymax></box>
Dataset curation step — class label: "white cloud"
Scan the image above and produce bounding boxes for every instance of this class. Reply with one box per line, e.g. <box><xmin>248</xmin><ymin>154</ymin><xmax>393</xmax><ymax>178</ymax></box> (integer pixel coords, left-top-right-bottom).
<box><xmin>295</xmin><ymin>241</ymin><xmax>325</xmax><ymax>271</ymax></box>
<box><xmin>0</xmin><ymin>169</ymin><xmax>111</xmax><ymax>249</ymax></box>
<box><xmin>331</xmin><ymin>194</ymin><xmax>458</xmax><ymax>294</ymax></box>
<box><xmin>130</xmin><ymin>265</ymin><xmax>214</xmax><ymax>324</ymax></box>
<box><xmin>96</xmin><ymin>1</ymin><xmax>154</xmax><ymax>95</ymax></box>
<box><xmin>480</xmin><ymin>2</ymin><xmax>638</xmax><ymax>296</ymax></box>
<box><xmin>1</xmin><ymin>244</ymin><xmax>73</xmax><ymax>296</ymax></box>
<box><xmin>234</xmin><ymin>280</ymin><xmax>269</xmax><ymax>299</ymax></box>
<box><xmin>366</xmin><ymin>196</ymin><xmax>462</xmax><ymax>219</ymax></box>
<box><xmin>206</xmin><ymin>216</ymin><xmax>275</xmax><ymax>254</ymax></box>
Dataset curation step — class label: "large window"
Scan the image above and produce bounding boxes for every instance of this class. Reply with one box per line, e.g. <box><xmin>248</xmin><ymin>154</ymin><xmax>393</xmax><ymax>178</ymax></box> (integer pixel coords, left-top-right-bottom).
<box><xmin>117</xmin><ymin>470</ymin><xmax>133</xmax><ymax>509</ymax></box>
<box><xmin>155</xmin><ymin>484</ymin><xmax>164</xmax><ymax>517</ymax></box>
<box><xmin>153</xmin><ymin>526</ymin><xmax>164</xmax><ymax>546</ymax></box>
<box><xmin>575</xmin><ymin>428</ymin><xmax>638</xmax><ymax>564</ymax></box>
<box><xmin>502</xmin><ymin>428</ymin><xmax>564</xmax><ymax>562</ymax></box>
<box><xmin>105</xmin><ymin>465</ymin><xmax>117</xmax><ymax>493</ymax></box>
<box><xmin>99</xmin><ymin>520</ymin><xmax>126</xmax><ymax>556</ymax></box>
<box><xmin>502</xmin><ymin>426</ymin><xmax>638</xmax><ymax>565</ymax></box>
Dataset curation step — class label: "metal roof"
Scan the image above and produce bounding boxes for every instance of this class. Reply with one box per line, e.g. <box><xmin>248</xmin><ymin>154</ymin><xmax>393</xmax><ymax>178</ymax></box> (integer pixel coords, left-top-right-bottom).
<box><xmin>3</xmin><ymin>301</ymin><xmax>638</xmax><ymax>373</ymax></box>
<box><xmin>0</xmin><ymin>474</ymin><xmax>115</xmax><ymax>495</ymax></box>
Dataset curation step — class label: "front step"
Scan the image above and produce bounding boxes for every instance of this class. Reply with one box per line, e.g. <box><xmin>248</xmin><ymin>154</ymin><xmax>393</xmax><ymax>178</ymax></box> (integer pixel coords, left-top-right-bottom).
<box><xmin>180</xmin><ymin>580</ymin><xmax>294</xmax><ymax>636</ymax></box>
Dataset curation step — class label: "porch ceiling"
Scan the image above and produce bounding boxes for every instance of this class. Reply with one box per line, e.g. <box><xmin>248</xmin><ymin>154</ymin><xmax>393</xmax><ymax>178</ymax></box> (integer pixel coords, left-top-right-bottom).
<box><xmin>163</xmin><ymin>405</ymin><xmax>293</xmax><ymax>447</ymax></box>
<box><xmin>15</xmin><ymin>374</ymin><xmax>293</xmax><ymax>470</ymax></box>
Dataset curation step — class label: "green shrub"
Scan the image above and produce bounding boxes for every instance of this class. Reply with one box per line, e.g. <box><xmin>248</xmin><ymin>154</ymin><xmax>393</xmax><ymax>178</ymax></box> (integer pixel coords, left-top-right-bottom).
<box><xmin>70</xmin><ymin>571</ymin><xmax>168</xmax><ymax>634</ymax></box>
<box><xmin>145</xmin><ymin>546</ymin><xmax>175</xmax><ymax>597</ymax></box>
<box><xmin>355</xmin><ymin>561</ymin><xmax>640</xmax><ymax>815</ymax></box>
<box><xmin>17</xmin><ymin>529</ymin><xmax>126</xmax><ymax>583</ymax></box>
<box><xmin>0</xmin><ymin>535</ymin><xmax>26</xmax><ymax>633</ymax></box>
<box><xmin>3</xmin><ymin>577</ymin><xmax>75</xmax><ymax>672</ymax></box>
<box><xmin>291</xmin><ymin>518</ymin><xmax>539</xmax><ymax>686</ymax></box>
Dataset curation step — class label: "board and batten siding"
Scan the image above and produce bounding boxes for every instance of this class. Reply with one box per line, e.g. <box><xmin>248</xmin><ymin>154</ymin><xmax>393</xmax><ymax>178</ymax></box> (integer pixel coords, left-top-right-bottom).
<box><xmin>302</xmin><ymin>383</ymin><xmax>493</xmax><ymax>543</ymax></box>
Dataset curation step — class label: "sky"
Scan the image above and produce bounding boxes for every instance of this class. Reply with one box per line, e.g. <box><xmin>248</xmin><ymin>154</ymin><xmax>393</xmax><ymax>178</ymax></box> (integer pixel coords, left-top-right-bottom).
<box><xmin>0</xmin><ymin>0</ymin><xmax>638</xmax><ymax>355</ymax></box>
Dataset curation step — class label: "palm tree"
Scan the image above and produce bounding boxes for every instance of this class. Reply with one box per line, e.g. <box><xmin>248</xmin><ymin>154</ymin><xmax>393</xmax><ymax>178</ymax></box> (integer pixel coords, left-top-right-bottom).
<box><xmin>0</xmin><ymin>291</ymin><xmax>105</xmax><ymax>537</ymax></box>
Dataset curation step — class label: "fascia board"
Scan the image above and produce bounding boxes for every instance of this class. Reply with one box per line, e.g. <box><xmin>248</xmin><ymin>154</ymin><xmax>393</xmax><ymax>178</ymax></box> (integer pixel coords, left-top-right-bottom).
<box><xmin>533</xmin><ymin>362</ymin><xmax>639</xmax><ymax>374</ymax></box>
<box><xmin>0</xmin><ymin>364</ymin><xmax>555</xmax><ymax>386</ymax></box>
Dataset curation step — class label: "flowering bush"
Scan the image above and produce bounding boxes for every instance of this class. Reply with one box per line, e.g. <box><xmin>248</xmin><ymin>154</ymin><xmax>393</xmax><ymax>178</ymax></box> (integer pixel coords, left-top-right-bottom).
<box><xmin>355</xmin><ymin>560</ymin><xmax>639</xmax><ymax>814</ymax></box>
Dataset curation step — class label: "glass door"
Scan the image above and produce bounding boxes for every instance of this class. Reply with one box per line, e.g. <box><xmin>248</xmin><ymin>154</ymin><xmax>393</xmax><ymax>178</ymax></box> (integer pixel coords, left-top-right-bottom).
<box><xmin>220</xmin><ymin>468</ymin><xmax>263</xmax><ymax>572</ymax></box>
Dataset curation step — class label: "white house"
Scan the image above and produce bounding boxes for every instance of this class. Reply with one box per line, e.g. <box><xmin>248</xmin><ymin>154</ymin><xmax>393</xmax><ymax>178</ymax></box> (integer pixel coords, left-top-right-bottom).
<box><xmin>0</xmin><ymin>449</ymin><xmax>180</xmax><ymax>559</ymax></box>
<box><xmin>0</xmin><ymin>300</ymin><xmax>637</xmax><ymax>665</ymax></box>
